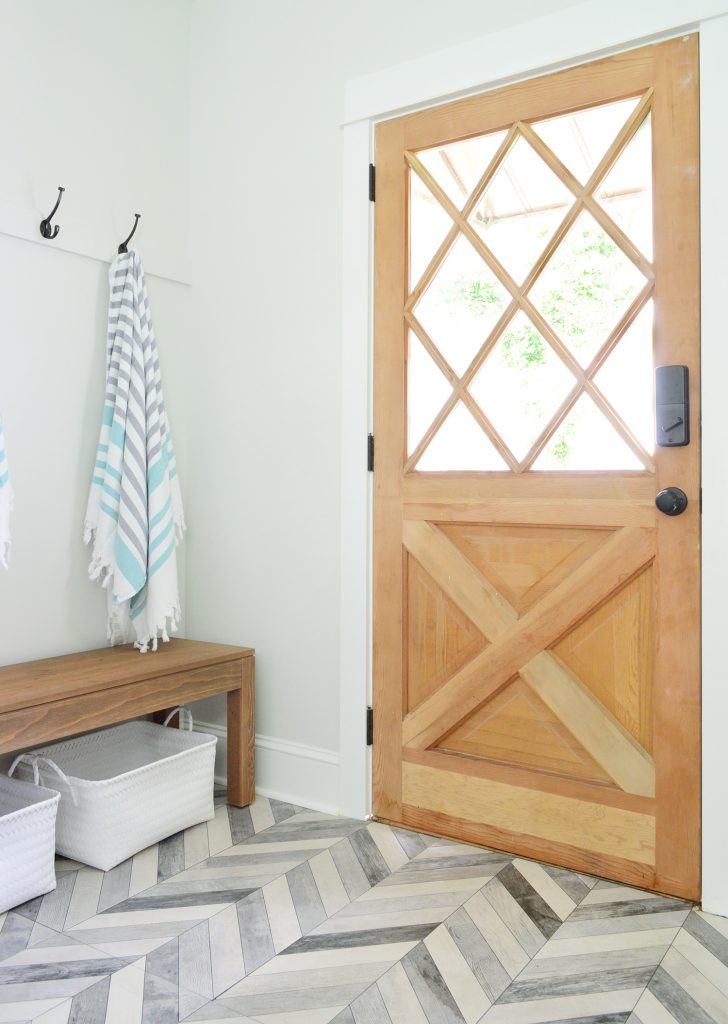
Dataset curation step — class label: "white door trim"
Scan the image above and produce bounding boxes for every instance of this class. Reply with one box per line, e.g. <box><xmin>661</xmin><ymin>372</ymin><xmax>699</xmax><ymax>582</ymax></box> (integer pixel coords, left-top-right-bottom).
<box><xmin>339</xmin><ymin>2</ymin><xmax>728</xmax><ymax>915</ymax></box>
<box><xmin>343</xmin><ymin>0</ymin><xmax>727</xmax><ymax>125</ymax></box>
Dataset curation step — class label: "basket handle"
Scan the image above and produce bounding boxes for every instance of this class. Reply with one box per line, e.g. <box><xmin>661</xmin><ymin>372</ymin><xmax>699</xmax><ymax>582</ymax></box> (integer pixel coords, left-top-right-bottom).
<box><xmin>162</xmin><ymin>705</ymin><xmax>194</xmax><ymax>731</ymax></box>
<box><xmin>8</xmin><ymin>754</ymin><xmax>79</xmax><ymax>805</ymax></box>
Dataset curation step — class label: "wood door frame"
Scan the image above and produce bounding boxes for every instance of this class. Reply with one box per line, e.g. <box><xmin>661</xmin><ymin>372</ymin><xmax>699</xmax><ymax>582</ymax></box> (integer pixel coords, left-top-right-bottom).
<box><xmin>339</xmin><ymin>9</ymin><xmax>728</xmax><ymax>914</ymax></box>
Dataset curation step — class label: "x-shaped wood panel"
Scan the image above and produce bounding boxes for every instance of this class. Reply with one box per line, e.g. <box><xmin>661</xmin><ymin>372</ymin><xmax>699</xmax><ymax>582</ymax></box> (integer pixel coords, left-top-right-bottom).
<box><xmin>402</xmin><ymin>521</ymin><xmax>656</xmax><ymax>797</ymax></box>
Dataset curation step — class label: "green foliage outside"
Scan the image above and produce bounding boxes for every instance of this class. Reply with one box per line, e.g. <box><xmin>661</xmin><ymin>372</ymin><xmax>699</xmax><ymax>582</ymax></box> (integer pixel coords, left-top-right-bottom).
<box><xmin>440</xmin><ymin>223</ymin><xmax>638</xmax><ymax>463</ymax></box>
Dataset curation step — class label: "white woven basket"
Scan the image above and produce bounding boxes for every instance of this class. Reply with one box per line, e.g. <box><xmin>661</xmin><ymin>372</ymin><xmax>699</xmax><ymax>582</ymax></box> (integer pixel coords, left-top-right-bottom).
<box><xmin>0</xmin><ymin>774</ymin><xmax>60</xmax><ymax>913</ymax></box>
<box><xmin>12</xmin><ymin>708</ymin><xmax>216</xmax><ymax>871</ymax></box>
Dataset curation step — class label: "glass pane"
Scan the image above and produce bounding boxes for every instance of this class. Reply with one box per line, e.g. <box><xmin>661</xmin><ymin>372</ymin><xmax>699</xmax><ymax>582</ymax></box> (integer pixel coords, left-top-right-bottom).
<box><xmin>417</xmin><ymin>402</ymin><xmax>508</xmax><ymax>471</ymax></box>
<box><xmin>528</xmin><ymin>210</ymin><xmax>646</xmax><ymax>369</ymax></box>
<box><xmin>409</xmin><ymin>168</ymin><xmax>455</xmax><ymax>290</ymax></box>
<box><xmin>531</xmin><ymin>97</ymin><xmax>642</xmax><ymax>183</ymax></box>
<box><xmin>595</xmin><ymin>114</ymin><xmax>652</xmax><ymax>261</ymax></box>
<box><xmin>417</xmin><ymin>130</ymin><xmax>508</xmax><ymax>209</ymax></box>
<box><xmin>469</xmin><ymin>311</ymin><xmax>577</xmax><ymax>462</ymax></box>
<box><xmin>593</xmin><ymin>302</ymin><xmax>654</xmax><ymax>453</ymax></box>
<box><xmin>408</xmin><ymin>332</ymin><xmax>453</xmax><ymax>456</ymax></box>
<box><xmin>413</xmin><ymin>234</ymin><xmax>509</xmax><ymax>376</ymax></box>
<box><xmin>467</xmin><ymin>136</ymin><xmax>573</xmax><ymax>285</ymax></box>
<box><xmin>532</xmin><ymin>393</ymin><xmax>644</xmax><ymax>470</ymax></box>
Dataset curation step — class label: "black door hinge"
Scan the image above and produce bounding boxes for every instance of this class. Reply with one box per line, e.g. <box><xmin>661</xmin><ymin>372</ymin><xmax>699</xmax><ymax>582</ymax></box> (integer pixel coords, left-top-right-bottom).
<box><xmin>366</xmin><ymin>707</ymin><xmax>373</xmax><ymax>746</ymax></box>
<box><xmin>369</xmin><ymin>164</ymin><xmax>376</xmax><ymax>202</ymax></box>
<box><xmin>367</xmin><ymin>433</ymin><xmax>374</xmax><ymax>472</ymax></box>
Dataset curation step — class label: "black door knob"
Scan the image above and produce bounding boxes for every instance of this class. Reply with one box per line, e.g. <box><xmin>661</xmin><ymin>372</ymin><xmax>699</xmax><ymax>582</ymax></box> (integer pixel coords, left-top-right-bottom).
<box><xmin>655</xmin><ymin>487</ymin><xmax>688</xmax><ymax>516</ymax></box>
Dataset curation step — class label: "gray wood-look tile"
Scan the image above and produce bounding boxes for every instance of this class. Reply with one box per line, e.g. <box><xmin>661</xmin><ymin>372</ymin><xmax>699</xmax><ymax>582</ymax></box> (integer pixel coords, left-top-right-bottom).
<box><xmin>227</xmin><ymin>806</ymin><xmax>255</xmax><ymax>846</ymax></box>
<box><xmin>497</xmin><ymin>965</ymin><xmax>659</xmax><ymax>1003</ymax></box>
<box><xmin>67</xmin><ymin>974</ymin><xmax>111</xmax><ymax>1024</ymax></box>
<box><xmin>647</xmin><ymin>965</ymin><xmax>717</xmax><ymax>1024</ymax></box>
<box><xmin>445</xmin><ymin>906</ymin><xmax>511</xmax><ymax>1002</ymax></box>
<box><xmin>348</xmin><ymin>829</ymin><xmax>392</xmax><ymax>888</ymax></box>
<box><xmin>348</xmin><ymin>982</ymin><xmax>394</xmax><ymax>1024</ymax></box>
<box><xmin>156</xmin><ymin>832</ymin><xmax>185</xmax><ymax>883</ymax></box>
<box><xmin>401</xmin><ymin>942</ymin><xmax>466</xmax><ymax>1024</ymax></box>
<box><xmin>331</xmin><ymin>839</ymin><xmax>372</xmax><ymax>902</ymax></box>
<box><xmin>287</xmin><ymin>860</ymin><xmax>328</xmax><ymax>934</ymax></box>
<box><xmin>0</xmin><ymin>914</ymin><xmax>34</xmax><ymax>963</ymax></box>
<box><xmin>98</xmin><ymin>860</ymin><xmax>133</xmax><ymax>914</ymax></box>
<box><xmin>236</xmin><ymin>888</ymin><xmax>275</xmax><ymax>975</ymax></box>
<box><xmin>497</xmin><ymin>864</ymin><xmax>563</xmax><ymax>940</ymax></box>
<box><xmin>2</xmin><ymin>794</ymin><xmax>718</xmax><ymax>1024</ymax></box>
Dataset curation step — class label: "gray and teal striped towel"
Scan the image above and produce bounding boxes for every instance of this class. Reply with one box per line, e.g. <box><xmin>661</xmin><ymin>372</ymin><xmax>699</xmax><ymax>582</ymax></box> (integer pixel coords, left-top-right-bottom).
<box><xmin>0</xmin><ymin>414</ymin><xmax>12</xmax><ymax>569</ymax></box>
<box><xmin>84</xmin><ymin>250</ymin><xmax>185</xmax><ymax>652</ymax></box>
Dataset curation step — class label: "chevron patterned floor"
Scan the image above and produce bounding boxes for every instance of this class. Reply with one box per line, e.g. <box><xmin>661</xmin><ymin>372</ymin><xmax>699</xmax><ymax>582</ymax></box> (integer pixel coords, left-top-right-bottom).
<box><xmin>0</xmin><ymin>792</ymin><xmax>726</xmax><ymax>1023</ymax></box>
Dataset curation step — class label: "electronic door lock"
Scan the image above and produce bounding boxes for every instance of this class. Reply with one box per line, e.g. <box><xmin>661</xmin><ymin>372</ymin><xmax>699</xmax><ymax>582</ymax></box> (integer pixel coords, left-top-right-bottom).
<box><xmin>655</xmin><ymin>366</ymin><xmax>689</xmax><ymax>446</ymax></box>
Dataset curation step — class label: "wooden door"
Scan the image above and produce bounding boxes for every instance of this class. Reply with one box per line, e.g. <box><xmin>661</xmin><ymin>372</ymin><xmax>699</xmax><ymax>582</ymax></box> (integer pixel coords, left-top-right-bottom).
<box><xmin>372</xmin><ymin>38</ymin><xmax>700</xmax><ymax>900</ymax></box>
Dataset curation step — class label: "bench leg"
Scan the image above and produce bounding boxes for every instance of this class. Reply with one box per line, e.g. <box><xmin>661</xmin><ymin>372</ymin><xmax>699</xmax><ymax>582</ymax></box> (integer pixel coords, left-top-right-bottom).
<box><xmin>227</xmin><ymin>655</ymin><xmax>255</xmax><ymax>807</ymax></box>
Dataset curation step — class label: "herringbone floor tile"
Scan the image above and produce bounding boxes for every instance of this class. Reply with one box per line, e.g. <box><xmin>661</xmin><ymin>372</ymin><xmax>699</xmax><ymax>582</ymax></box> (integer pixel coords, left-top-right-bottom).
<box><xmin>0</xmin><ymin>794</ymin><xmax>725</xmax><ymax>1024</ymax></box>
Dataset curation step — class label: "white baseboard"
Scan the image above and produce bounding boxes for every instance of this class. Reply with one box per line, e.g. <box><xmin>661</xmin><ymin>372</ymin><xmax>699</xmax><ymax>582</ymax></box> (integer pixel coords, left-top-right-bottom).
<box><xmin>194</xmin><ymin>720</ymin><xmax>341</xmax><ymax>816</ymax></box>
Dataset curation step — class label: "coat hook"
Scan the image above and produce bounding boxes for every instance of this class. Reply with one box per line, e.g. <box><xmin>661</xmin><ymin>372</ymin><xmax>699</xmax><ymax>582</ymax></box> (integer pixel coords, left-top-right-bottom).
<box><xmin>118</xmin><ymin>213</ymin><xmax>141</xmax><ymax>254</ymax></box>
<box><xmin>39</xmin><ymin>186</ymin><xmax>65</xmax><ymax>239</ymax></box>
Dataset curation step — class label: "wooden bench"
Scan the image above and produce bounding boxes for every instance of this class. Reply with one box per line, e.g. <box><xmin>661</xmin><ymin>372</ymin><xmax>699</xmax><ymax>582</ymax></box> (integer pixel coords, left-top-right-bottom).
<box><xmin>0</xmin><ymin>639</ymin><xmax>255</xmax><ymax>807</ymax></box>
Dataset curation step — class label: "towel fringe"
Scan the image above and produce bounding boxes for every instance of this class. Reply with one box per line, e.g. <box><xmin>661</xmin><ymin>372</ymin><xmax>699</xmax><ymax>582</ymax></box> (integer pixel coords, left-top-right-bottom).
<box><xmin>133</xmin><ymin>602</ymin><xmax>181</xmax><ymax>655</ymax></box>
<box><xmin>174</xmin><ymin>513</ymin><xmax>186</xmax><ymax>544</ymax></box>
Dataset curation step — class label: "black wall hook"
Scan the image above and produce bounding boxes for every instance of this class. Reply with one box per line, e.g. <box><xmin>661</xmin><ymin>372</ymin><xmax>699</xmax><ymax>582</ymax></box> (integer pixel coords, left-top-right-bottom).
<box><xmin>40</xmin><ymin>187</ymin><xmax>65</xmax><ymax>239</ymax></box>
<box><xmin>118</xmin><ymin>213</ymin><xmax>141</xmax><ymax>254</ymax></box>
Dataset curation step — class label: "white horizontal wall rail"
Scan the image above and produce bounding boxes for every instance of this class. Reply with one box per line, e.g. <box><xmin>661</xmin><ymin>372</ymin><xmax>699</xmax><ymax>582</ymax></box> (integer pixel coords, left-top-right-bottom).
<box><xmin>0</xmin><ymin>198</ymin><xmax>190</xmax><ymax>286</ymax></box>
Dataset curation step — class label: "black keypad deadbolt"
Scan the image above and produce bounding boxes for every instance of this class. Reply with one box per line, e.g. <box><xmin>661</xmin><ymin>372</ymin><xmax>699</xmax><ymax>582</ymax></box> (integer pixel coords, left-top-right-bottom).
<box><xmin>655</xmin><ymin>487</ymin><xmax>688</xmax><ymax>516</ymax></box>
<box><xmin>655</xmin><ymin>365</ymin><xmax>689</xmax><ymax>447</ymax></box>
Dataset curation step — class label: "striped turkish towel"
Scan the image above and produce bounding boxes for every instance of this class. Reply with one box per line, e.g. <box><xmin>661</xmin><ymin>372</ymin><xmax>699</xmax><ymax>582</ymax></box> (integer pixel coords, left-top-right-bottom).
<box><xmin>0</xmin><ymin>414</ymin><xmax>13</xmax><ymax>569</ymax></box>
<box><xmin>84</xmin><ymin>250</ymin><xmax>185</xmax><ymax>652</ymax></box>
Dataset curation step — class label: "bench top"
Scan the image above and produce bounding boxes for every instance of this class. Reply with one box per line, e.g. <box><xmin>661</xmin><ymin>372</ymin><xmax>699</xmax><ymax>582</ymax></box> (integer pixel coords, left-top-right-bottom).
<box><xmin>0</xmin><ymin>639</ymin><xmax>253</xmax><ymax>714</ymax></box>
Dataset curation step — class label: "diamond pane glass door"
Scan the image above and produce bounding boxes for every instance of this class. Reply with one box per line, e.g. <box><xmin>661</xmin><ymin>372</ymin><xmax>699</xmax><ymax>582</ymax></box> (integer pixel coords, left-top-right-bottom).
<box><xmin>374</xmin><ymin>37</ymin><xmax>701</xmax><ymax>904</ymax></box>
<box><xmin>406</xmin><ymin>92</ymin><xmax>655</xmax><ymax>473</ymax></box>
<box><xmin>374</xmin><ymin>37</ymin><xmax>701</xmax><ymax>901</ymax></box>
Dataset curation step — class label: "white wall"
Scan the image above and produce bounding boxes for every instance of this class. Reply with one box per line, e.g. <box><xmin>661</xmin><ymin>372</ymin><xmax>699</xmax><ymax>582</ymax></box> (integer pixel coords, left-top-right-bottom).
<box><xmin>186</xmin><ymin>0</ymin><xmax>585</xmax><ymax>796</ymax></box>
<box><xmin>0</xmin><ymin>0</ymin><xmax>191</xmax><ymax>674</ymax></box>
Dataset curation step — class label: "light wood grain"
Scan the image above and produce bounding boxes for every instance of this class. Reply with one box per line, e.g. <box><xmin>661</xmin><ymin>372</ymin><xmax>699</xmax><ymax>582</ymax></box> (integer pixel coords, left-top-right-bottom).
<box><xmin>0</xmin><ymin>661</ymin><xmax>241</xmax><ymax>754</ymax></box>
<box><xmin>403</xmin><ymin>527</ymin><xmax>654</xmax><ymax>748</ymax></box>
<box><xmin>650</xmin><ymin>34</ymin><xmax>701</xmax><ymax>902</ymax></box>
<box><xmin>398</xmin><ymin>43</ymin><xmax>657</xmax><ymax>151</ymax></box>
<box><xmin>554</xmin><ymin>567</ymin><xmax>655</xmax><ymax>751</ymax></box>
<box><xmin>395</xmin><ymin>804</ymin><xmax>660</xmax><ymax>894</ymax></box>
<box><xmin>403</xmin><ymin>762</ymin><xmax>655</xmax><ymax>864</ymax></box>
<box><xmin>0</xmin><ymin>639</ymin><xmax>251</xmax><ymax>713</ymax></box>
<box><xmin>438</xmin><ymin>522</ymin><xmax>611</xmax><ymax>615</ymax></box>
<box><xmin>521</xmin><ymin>653</ymin><xmax>655</xmax><ymax>797</ymax></box>
<box><xmin>440</xmin><ymin>678</ymin><xmax>614</xmax><ymax>785</ymax></box>
<box><xmin>373</xmin><ymin>37</ymin><xmax>700</xmax><ymax>899</ymax></box>
<box><xmin>405</xmin><ymin>521</ymin><xmax>655</xmax><ymax>796</ymax></box>
<box><xmin>402</xmin><ymin>475</ymin><xmax>656</xmax><ymax>501</ymax></box>
<box><xmin>407</xmin><ymin>556</ymin><xmax>487</xmax><ymax>712</ymax></box>
<box><xmin>227</xmin><ymin>656</ymin><xmax>256</xmax><ymax>807</ymax></box>
<box><xmin>403</xmin><ymin>520</ymin><xmax>517</xmax><ymax>638</ymax></box>
<box><xmin>403</xmin><ymin>747</ymin><xmax>654</xmax><ymax>815</ymax></box>
<box><xmin>0</xmin><ymin>639</ymin><xmax>257</xmax><ymax>810</ymax></box>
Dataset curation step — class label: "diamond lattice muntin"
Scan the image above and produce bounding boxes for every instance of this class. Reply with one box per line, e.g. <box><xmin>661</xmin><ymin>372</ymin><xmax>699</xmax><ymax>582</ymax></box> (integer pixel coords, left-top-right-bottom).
<box><xmin>406</xmin><ymin>94</ymin><xmax>655</xmax><ymax>473</ymax></box>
